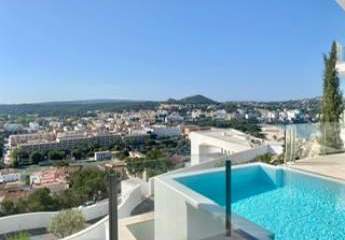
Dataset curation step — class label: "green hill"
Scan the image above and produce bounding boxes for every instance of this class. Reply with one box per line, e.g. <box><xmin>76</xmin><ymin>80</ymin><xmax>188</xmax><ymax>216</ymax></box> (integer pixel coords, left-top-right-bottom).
<box><xmin>179</xmin><ymin>95</ymin><xmax>218</xmax><ymax>105</ymax></box>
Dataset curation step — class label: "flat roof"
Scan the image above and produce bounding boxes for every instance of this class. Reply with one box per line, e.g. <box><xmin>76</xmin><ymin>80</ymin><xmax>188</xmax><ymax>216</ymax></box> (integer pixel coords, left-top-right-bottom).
<box><xmin>191</xmin><ymin>128</ymin><xmax>255</xmax><ymax>147</ymax></box>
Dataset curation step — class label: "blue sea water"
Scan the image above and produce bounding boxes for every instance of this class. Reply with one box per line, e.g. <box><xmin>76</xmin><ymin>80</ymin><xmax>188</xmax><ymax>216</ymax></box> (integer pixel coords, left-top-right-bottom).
<box><xmin>176</xmin><ymin>165</ymin><xmax>345</xmax><ymax>240</ymax></box>
<box><xmin>277</xmin><ymin>123</ymin><xmax>319</xmax><ymax>140</ymax></box>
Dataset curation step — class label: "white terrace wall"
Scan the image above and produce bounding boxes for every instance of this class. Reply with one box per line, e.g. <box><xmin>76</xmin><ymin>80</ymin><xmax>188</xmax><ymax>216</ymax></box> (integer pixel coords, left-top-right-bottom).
<box><xmin>154</xmin><ymin>164</ymin><xmax>274</xmax><ymax>240</ymax></box>
<box><xmin>0</xmin><ymin>199</ymin><xmax>108</xmax><ymax>235</ymax></box>
<box><xmin>154</xmin><ymin>177</ymin><xmax>225</xmax><ymax>240</ymax></box>
<box><xmin>0</xmin><ymin>181</ymin><xmax>148</xmax><ymax>239</ymax></box>
<box><xmin>181</xmin><ymin>145</ymin><xmax>269</xmax><ymax>175</ymax></box>
<box><xmin>62</xmin><ymin>184</ymin><xmax>148</xmax><ymax>240</ymax></box>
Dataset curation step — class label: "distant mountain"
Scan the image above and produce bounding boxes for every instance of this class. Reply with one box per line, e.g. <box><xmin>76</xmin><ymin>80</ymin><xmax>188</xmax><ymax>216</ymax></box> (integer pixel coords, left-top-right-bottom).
<box><xmin>166</xmin><ymin>95</ymin><xmax>218</xmax><ymax>105</ymax></box>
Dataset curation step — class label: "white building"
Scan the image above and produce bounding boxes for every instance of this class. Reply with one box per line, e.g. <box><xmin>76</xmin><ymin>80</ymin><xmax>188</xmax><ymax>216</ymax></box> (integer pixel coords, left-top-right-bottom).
<box><xmin>29</xmin><ymin>122</ymin><xmax>40</xmax><ymax>132</ymax></box>
<box><xmin>94</xmin><ymin>151</ymin><xmax>112</xmax><ymax>161</ymax></box>
<box><xmin>149</xmin><ymin>125</ymin><xmax>181</xmax><ymax>138</ymax></box>
<box><xmin>191</xmin><ymin>109</ymin><xmax>203</xmax><ymax>119</ymax></box>
<box><xmin>4</xmin><ymin>123</ymin><xmax>24</xmax><ymax>132</ymax></box>
<box><xmin>0</xmin><ymin>172</ymin><xmax>20</xmax><ymax>184</ymax></box>
<box><xmin>212</xmin><ymin>109</ymin><xmax>227</xmax><ymax>119</ymax></box>
<box><xmin>190</xmin><ymin>128</ymin><xmax>263</xmax><ymax>165</ymax></box>
<box><xmin>165</xmin><ymin>112</ymin><xmax>184</xmax><ymax>123</ymax></box>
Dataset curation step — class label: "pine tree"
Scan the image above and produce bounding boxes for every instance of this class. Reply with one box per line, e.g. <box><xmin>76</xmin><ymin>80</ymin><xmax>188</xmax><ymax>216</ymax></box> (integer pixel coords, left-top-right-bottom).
<box><xmin>320</xmin><ymin>41</ymin><xmax>344</xmax><ymax>154</ymax></box>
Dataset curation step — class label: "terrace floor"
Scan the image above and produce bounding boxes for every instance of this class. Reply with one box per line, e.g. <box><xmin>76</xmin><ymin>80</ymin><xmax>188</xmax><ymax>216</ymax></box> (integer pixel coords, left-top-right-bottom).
<box><xmin>289</xmin><ymin>153</ymin><xmax>345</xmax><ymax>181</ymax></box>
<box><xmin>119</xmin><ymin>212</ymin><xmax>263</xmax><ymax>240</ymax></box>
<box><xmin>202</xmin><ymin>230</ymin><xmax>265</xmax><ymax>240</ymax></box>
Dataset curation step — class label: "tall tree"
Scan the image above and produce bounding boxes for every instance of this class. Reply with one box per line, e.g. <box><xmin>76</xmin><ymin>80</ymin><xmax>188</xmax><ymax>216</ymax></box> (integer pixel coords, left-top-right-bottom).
<box><xmin>320</xmin><ymin>41</ymin><xmax>344</xmax><ymax>154</ymax></box>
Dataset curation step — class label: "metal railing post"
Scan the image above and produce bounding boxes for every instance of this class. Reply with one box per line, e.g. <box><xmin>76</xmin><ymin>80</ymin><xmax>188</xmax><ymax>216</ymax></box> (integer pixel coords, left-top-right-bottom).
<box><xmin>108</xmin><ymin>173</ymin><xmax>118</xmax><ymax>240</ymax></box>
<box><xmin>225</xmin><ymin>159</ymin><xmax>232</xmax><ymax>237</ymax></box>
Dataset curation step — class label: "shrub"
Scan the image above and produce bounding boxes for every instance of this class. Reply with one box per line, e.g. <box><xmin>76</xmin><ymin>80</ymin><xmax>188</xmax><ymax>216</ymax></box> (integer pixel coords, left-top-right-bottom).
<box><xmin>48</xmin><ymin>209</ymin><xmax>85</xmax><ymax>238</ymax></box>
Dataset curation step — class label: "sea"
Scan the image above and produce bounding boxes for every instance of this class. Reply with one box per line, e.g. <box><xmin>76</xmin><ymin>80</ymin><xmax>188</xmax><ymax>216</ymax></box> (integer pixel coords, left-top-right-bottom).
<box><xmin>276</xmin><ymin>123</ymin><xmax>320</xmax><ymax>140</ymax></box>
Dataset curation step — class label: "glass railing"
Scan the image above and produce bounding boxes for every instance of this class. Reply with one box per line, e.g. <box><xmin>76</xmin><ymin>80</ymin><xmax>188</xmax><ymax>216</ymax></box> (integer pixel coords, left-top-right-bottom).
<box><xmin>281</xmin><ymin>122</ymin><xmax>345</xmax><ymax>164</ymax></box>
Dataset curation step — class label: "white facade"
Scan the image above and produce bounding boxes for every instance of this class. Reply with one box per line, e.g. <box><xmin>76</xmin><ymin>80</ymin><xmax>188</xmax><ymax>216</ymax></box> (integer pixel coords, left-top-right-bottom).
<box><xmin>94</xmin><ymin>151</ymin><xmax>112</xmax><ymax>161</ymax></box>
<box><xmin>190</xmin><ymin>128</ymin><xmax>262</xmax><ymax>165</ymax></box>
<box><xmin>149</xmin><ymin>125</ymin><xmax>181</xmax><ymax>138</ymax></box>
<box><xmin>29</xmin><ymin>122</ymin><xmax>40</xmax><ymax>132</ymax></box>
<box><xmin>154</xmin><ymin>162</ymin><xmax>274</xmax><ymax>240</ymax></box>
<box><xmin>0</xmin><ymin>178</ymin><xmax>149</xmax><ymax>239</ymax></box>
<box><xmin>0</xmin><ymin>172</ymin><xmax>20</xmax><ymax>183</ymax></box>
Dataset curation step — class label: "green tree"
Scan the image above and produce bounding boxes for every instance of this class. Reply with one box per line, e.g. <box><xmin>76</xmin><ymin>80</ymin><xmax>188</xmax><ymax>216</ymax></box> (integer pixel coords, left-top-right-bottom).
<box><xmin>69</xmin><ymin>168</ymin><xmax>107</xmax><ymax>202</ymax></box>
<box><xmin>10</xmin><ymin>149</ymin><xmax>29</xmax><ymax>166</ymax></box>
<box><xmin>30</xmin><ymin>151</ymin><xmax>43</xmax><ymax>164</ymax></box>
<box><xmin>320</xmin><ymin>41</ymin><xmax>344</xmax><ymax>154</ymax></box>
<box><xmin>72</xmin><ymin>148</ymin><xmax>83</xmax><ymax>160</ymax></box>
<box><xmin>48</xmin><ymin>150</ymin><xmax>65</xmax><ymax>160</ymax></box>
<box><xmin>12</xmin><ymin>159</ymin><xmax>19</xmax><ymax>168</ymax></box>
<box><xmin>48</xmin><ymin>209</ymin><xmax>85</xmax><ymax>238</ymax></box>
<box><xmin>26</xmin><ymin>188</ymin><xmax>58</xmax><ymax>212</ymax></box>
<box><xmin>6</xmin><ymin>232</ymin><xmax>30</xmax><ymax>240</ymax></box>
<box><xmin>55</xmin><ymin>190</ymin><xmax>84</xmax><ymax>209</ymax></box>
<box><xmin>0</xmin><ymin>199</ymin><xmax>17</xmax><ymax>216</ymax></box>
<box><xmin>125</xmin><ymin>158</ymin><xmax>145</xmax><ymax>176</ymax></box>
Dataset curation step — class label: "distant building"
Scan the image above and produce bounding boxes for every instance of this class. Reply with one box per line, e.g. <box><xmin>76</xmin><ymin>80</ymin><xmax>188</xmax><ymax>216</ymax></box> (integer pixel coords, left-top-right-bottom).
<box><xmin>149</xmin><ymin>125</ymin><xmax>181</xmax><ymax>138</ymax></box>
<box><xmin>123</xmin><ymin>132</ymin><xmax>150</xmax><ymax>144</ymax></box>
<box><xmin>0</xmin><ymin>171</ymin><xmax>20</xmax><ymax>184</ymax></box>
<box><xmin>12</xmin><ymin>131</ymin><xmax>122</xmax><ymax>153</ymax></box>
<box><xmin>4</xmin><ymin>123</ymin><xmax>24</xmax><ymax>133</ymax></box>
<box><xmin>94</xmin><ymin>151</ymin><xmax>112</xmax><ymax>161</ymax></box>
<box><xmin>9</xmin><ymin>132</ymin><xmax>55</xmax><ymax>148</ymax></box>
<box><xmin>191</xmin><ymin>110</ymin><xmax>203</xmax><ymax>119</ymax></box>
<box><xmin>180</xmin><ymin>125</ymin><xmax>211</xmax><ymax>137</ymax></box>
<box><xmin>30</xmin><ymin>168</ymin><xmax>67</xmax><ymax>192</ymax></box>
<box><xmin>212</xmin><ymin>109</ymin><xmax>227</xmax><ymax>119</ymax></box>
<box><xmin>165</xmin><ymin>112</ymin><xmax>184</xmax><ymax>123</ymax></box>
<box><xmin>29</xmin><ymin>122</ymin><xmax>40</xmax><ymax>132</ymax></box>
<box><xmin>129</xmin><ymin>151</ymin><xmax>145</xmax><ymax>159</ymax></box>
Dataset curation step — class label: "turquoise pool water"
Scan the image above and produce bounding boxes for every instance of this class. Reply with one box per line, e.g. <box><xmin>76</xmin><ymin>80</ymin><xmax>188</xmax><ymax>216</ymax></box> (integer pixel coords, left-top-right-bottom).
<box><xmin>176</xmin><ymin>165</ymin><xmax>345</xmax><ymax>240</ymax></box>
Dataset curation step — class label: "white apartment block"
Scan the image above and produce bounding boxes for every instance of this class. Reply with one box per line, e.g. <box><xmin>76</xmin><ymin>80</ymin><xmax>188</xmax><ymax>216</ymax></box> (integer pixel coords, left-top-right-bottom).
<box><xmin>9</xmin><ymin>131</ymin><xmax>122</xmax><ymax>153</ymax></box>
<box><xmin>94</xmin><ymin>151</ymin><xmax>112</xmax><ymax>161</ymax></box>
<box><xmin>9</xmin><ymin>133</ymin><xmax>56</xmax><ymax>147</ymax></box>
<box><xmin>149</xmin><ymin>125</ymin><xmax>181</xmax><ymax>138</ymax></box>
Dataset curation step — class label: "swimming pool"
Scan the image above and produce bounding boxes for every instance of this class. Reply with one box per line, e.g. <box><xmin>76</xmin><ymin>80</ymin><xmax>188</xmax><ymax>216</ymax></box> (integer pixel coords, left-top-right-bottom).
<box><xmin>175</xmin><ymin>164</ymin><xmax>345</xmax><ymax>240</ymax></box>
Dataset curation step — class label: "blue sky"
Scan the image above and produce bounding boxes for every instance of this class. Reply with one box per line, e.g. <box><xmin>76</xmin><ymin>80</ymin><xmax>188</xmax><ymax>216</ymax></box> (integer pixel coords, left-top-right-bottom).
<box><xmin>0</xmin><ymin>0</ymin><xmax>345</xmax><ymax>104</ymax></box>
